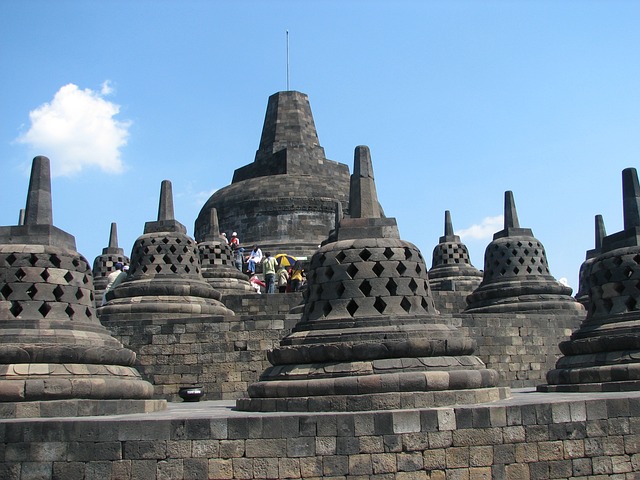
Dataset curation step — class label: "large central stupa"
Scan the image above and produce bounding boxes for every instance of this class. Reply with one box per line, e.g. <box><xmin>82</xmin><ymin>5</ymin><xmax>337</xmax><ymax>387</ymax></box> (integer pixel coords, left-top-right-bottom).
<box><xmin>194</xmin><ymin>91</ymin><xmax>351</xmax><ymax>258</ymax></box>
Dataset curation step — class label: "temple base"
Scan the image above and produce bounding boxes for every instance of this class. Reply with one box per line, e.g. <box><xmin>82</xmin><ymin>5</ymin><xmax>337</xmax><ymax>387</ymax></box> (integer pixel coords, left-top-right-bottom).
<box><xmin>0</xmin><ymin>398</ymin><xmax>166</xmax><ymax>418</ymax></box>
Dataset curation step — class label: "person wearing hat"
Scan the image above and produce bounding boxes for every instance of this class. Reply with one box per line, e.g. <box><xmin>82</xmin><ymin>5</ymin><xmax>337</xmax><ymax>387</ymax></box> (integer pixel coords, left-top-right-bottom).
<box><xmin>101</xmin><ymin>262</ymin><xmax>127</xmax><ymax>306</ymax></box>
<box><xmin>221</xmin><ymin>232</ymin><xmax>229</xmax><ymax>244</ymax></box>
<box><xmin>229</xmin><ymin>232</ymin><xmax>240</xmax><ymax>250</ymax></box>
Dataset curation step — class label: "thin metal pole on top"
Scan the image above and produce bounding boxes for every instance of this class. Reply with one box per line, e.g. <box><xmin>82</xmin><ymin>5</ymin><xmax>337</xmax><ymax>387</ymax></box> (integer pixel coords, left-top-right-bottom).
<box><xmin>286</xmin><ymin>30</ymin><xmax>290</xmax><ymax>91</ymax></box>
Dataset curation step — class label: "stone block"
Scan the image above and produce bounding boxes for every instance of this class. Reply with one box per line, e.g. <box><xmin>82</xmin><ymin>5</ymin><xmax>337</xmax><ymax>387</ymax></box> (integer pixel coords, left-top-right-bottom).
<box><xmin>156</xmin><ymin>459</ymin><xmax>183</xmax><ymax>480</ymax></box>
<box><xmin>445</xmin><ymin>447</ymin><xmax>469</xmax><ymax>469</ymax></box>
<box><xmin>348</xmin><ymin>454</ymin><xmax>373</xmax><ymax>475</ymax></box>
<box><xmin>253</xmin><ymin>457</ymin><xmax>280</xmax><ymax>479</ymax></box>
<box><xmin>469</xmin><ymin>446</ymin><xmax>493</xmax><ymax>467</ymax></box>
<box><xmin>219</xmin><ymin>440</ymin><xmax>245</xmax><ymax>458</ymax></box>
<box><xmin>279</xmin><ymin>457</ymin><xmax>302</xmax><ymax>478</ymax></box>
<box><xmin>208</xmin><ymin>459</ymin><xmax>233</xmax><ymax>479</ymax></box>
<box><xmin>504</xmin><ymin>463</ymin><xmax>530</xmax><ymax>480</ymax></box>
<box><xmin>393</xmin><ymin>411</ymin><xmax>420</xmax><ymax>434</ymax></box>
<box><xmin>52</xmin><ymin>461</ymin><xmax>84</xmax><ymax>480</ymax></box>
<box><xmin>245</xmin><ymin>438</ymin><xmax>286</xmax><ymax>458</ymax></box>
<box><xmin>287</xmin><ymin>437</ymin><xmax>315</xmax><ymax>457</ymax></box>
<box><xmin>315</xmin><ymin>437</ymin><xmax>336</xmax><ymax>456</ymax></box>
<box><xmin>371</xmin><ymin>453</ymin><xmax>396</xmax><ymax>474</ymax></box>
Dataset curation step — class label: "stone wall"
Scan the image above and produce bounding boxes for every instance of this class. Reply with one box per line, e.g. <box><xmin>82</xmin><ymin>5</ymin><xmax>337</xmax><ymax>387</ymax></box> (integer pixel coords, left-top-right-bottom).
<box><xmin>452</xmin><ymin>312</ymin><xmax>584</xmax><ymax>389</ymax></box>
<box><xmin>2</xmin><ymin>392</ymin><xmax>639</xmax><ymax>479</ymax></box>
<box><xmin>104</xmin><ymin>295</ymin><xmax>583</xmax><ymax>401</ymax></box>
<box><xmin>103</xmin><ymin>294</ymin><xmax>302</xmax><ymax>402</ymax></box>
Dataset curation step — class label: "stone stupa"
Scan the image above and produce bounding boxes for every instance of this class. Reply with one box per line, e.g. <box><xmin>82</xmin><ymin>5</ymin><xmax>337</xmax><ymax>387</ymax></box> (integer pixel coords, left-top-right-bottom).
<box><xmin>0</xmin><ymin>156</ymin><xmax>162</xmax><ymax>417</ymax></box>
<box><xmin>465</xmin><ymin>191</ymin><xmax>584</xmax><ymax>314</ymax></box>
<box><xmin>197</xmin><ymin>207</ymin><xmax>254</xmax><ymax>296</ymax></box>
<box><xmin>92</xmin><ymin>222</ymin><xmax>130</xmax><ymax>305</ymax></box>
<box><xmin>195</xmin><ymin>91</ymin><xmax>351</xmax><ymax>259</ymax></box>
<box><xmin>98</xmin><ymin>180</ymin><xmax>233</xmax><ymax>321</ymax></box>
<box><xmin>237</xmin><ymin>146</ymin><xmax>508</xmax><ymax>412</ymax></box>
<box><xmin>540</xmin><ymin>168</ymin><xmax>640</xmax><ymax>392</ymax></box>
<box><xmin>429</xmin><ymin>210</ymin><xmax>483</xmax><ymax>292</ymax></box>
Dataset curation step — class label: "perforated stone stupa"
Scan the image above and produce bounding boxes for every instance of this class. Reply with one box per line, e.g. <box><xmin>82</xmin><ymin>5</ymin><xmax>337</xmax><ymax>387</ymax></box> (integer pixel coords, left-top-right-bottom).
<box><xmin>0</xmin><ymin>156</ymin><xmax>162</xmax><ymax>417</ymax></box>
<box><xmin>575</xmin><ymin>214</ymin><xmax>606</xmax><ymax>309</ymax></box>
<box><xmin>197</xmin><ymin>207</ymin><xmax>254</xmax><ymax>296</ymax></box>
<box><xmin>194</xmin><ymin>91</ymin><xmax>351</xmax><ymax>258</ymax></box>
<box><xmin>465</xmin><ymin>191</ymin><xmax>584</xmax><ymax>314</ymax></box>
<box><xmin>92</xmin><ymin>222</ymin><xmax>130</xmax><ymax>304</ymax></box>
<box><xmin>429</xmin><ymin>210</ymin><xmax>483</xmax><ymax>292</ymax></box>
<box><xmin>237</xmin><ymin>146</ymin><xmax>508</xmax><ymax>412</ymax></box>
<box><xmin>540</xmin><ymin>168</ymin><xmax>640</xmax><ymax>392</ymax></box>
<box><xmin>98</xmin><ymin>180</ymin><xmax>233</xmax><ymax>321</ymax></box>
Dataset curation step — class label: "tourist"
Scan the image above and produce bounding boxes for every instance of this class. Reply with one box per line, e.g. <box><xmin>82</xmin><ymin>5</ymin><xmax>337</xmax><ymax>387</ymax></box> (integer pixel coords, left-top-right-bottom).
<box><xmin>262</xmin><ymin>252</ymin><xmax>277</xmax><ymax>294</ymax></box>
<box><xmin>290</xmin><ymin>261</ymin><xmax>305</xmax><ymax>292</ymax></box>
<box><xmin>277</xmin><ymin>264</ymin><xmax>290</xmax><ymax>293</ymax></box>
<box><xmin>249</xmin><ymin>274</ymin><xmax>265</xmax><ymax>294</ymax></box>
<box><xmin>234</xmin><ymin>247</ymin><xmax>244</xmax><ymax>271</ymax></box>
<box><xmin>221</xmin><ymin>232</ymin><xmax>229</xmax><ymax>244</ymax></box>
<box><xmin>101</xmin><ymin>262</ymin><xmax>127</xmax><ymax>306</ymax></box>
<box><xmin>246</xmin><ymin>245</ymin><xmax>262</xmax><ymax>274</ymax></box>
<box><xmin>229</xmin><ymin>232</ymin><xmax>240</xmax><ymax>250</ymax></box>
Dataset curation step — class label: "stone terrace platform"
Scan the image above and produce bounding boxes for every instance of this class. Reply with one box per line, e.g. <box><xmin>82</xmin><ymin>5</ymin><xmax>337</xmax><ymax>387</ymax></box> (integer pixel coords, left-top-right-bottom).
<box><xmin>2</xmin><ymin>389</ymin><xmax>640</xmax><ymax>479</ymax></box>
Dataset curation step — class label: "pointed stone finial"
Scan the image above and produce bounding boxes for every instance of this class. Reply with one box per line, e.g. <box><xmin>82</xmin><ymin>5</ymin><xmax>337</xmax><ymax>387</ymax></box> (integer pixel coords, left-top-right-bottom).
<box><xmin>622</xmin><ymin>168</ymin><xmax>640</xmax><ymax>230</ymax></box>
<box><xmin>504</xmin><ymin>191</ymin><xmax>520</xmax><ymax>229</ymax></box>
<box><xmin>18</xmin><ymin>209</ymin><xmax>25</xmax><ymax>226</ymax></box>
<box><xmin>349</xmin><ymin>146</ymin><xmax>381</xmax><ymax>219</ymax></box>
<box><xmin>108</xmin><ymin>222</ymin><xmax>119</xmax><ymax>249</ymax></box>
<box><xmin>444</xmin><ymin>210</ymin><xmax>454</xmax><ymax>237</ymax></box>
<box><xmin>595</xmin><ymin>214</ymin><xmax>606</xmax><ymax>250</ymax></box>
<box><xmin>24</xmin><ymin>155</ymin><xmax>53</xmax><ymax>226</ymax></box>
<box><xmin>200</xmin><ymin>207</ymin><xmax>222</xmax><ymax>242</ymax></box>
<box><xmin>158</xmin><ymin>180</ymin><xmax>175</xmax><ymax>221</ymax></box>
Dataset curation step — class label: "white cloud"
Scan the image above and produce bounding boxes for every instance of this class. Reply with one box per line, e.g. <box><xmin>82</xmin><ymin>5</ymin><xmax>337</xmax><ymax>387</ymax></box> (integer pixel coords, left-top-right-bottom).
<box><xmin>192</xmin><ymin>188</ymin><xmax>217</xmax><ymax>206</ymax></box>
<box><xmin>16</xmin><ymin>83</ymin><xmax>130</xmax><ymax>176</ymax></box>
<box><xmin>458</xmin><ymin>215</ymin><xmax>504</xmax><ymax>241</ymax></box>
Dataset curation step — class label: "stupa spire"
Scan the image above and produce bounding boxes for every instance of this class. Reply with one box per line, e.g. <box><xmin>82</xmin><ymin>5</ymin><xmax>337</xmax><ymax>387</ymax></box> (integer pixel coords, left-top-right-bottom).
<box><xmin>504</xmin><ymin>190</ymin><xmax>520</xmax><ymax>229</ymax></box>
<box><xmin>595</xmin><ymin>214</ymin><xmax>606</xmax><ymax>250</ymax></box>
<box><xmin>444</xmin><ymin>210</ymin><xmax>454</xmax><ymax>237</ymax></box>
<box><xmin>349</xmin><ymin>145</ymin><xmax>381</xmax><ymax>219</ymax></box>
<box><xmin>18</xmin><ymin>209</ymin><xmax>25</xmax><ymax>226</ymax></box>
<box><xmin>158</xmin><ymin>180</ymin><xmax>174</xmax><ymax>221</ymax></box>
<box><xmin>108</xmin><ymin>222</ymin><xmax>119</xmax><ymax>249</ymax></box>
<box><xmin>24</xmin><ymin>155</ymin><xmax>53</xmax><ymax>226</ymax></box>
<box><xmin>622</xmin><ymin>167</ymin><xmax>640</xmax><ymax>230</ymax></box>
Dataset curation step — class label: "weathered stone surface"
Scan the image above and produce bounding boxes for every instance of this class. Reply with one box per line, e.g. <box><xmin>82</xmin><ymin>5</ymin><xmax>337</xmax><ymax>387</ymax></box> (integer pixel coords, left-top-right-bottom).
<box><xmin>0</xmin><ymin>157</ymin><xmax>161</xmax><ymax>416</ymax></box>
<box><xmin>429</xmin><ymin>210</ymin><xmax>483</xmax><ymax>297</ymax></box>
<box><xmin>98</xmin><ymin>180</ymin><xmax>233</xmax><ymax>321</ymax></box>
<box><xmin>466</xmin><ymin>191</ymin><xmax>585</xmax><ymax>315</ymax></box>
<box><xmin>237</xmin><ymin>147</ymin><xmax>506</xmax><ymax>411</ymax></box>
<box><xmin>194</xmin><ymin>91</ymin><xmax>351</xmax><ymax>258</ymax></box>
<box><xmin>541</xmin><ymin>168</ymin><xmax>640</xmax><ymax>392</ymax></box>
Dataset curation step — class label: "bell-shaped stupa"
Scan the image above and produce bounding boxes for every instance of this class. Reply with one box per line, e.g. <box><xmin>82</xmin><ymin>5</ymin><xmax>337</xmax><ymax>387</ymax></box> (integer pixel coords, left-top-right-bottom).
<box><xmin>575</xmin><ymin>215</ymin><xmax>606</xmax><ymax>309</ymax></box>
<box><xmin>237</xmin><ymin>146</ymin><xmax>508</xmax><ymax>412</ymax></box>
<box><xmin>540</xmin><ymin>168</ymin><xmax>640</xmax><ymax>392</ymax></box>
<box><xmin>194</xmin><ymin>91</ymin><xmax>351</xmax><ymax>258</ymax></box>
<box><xmin>92</xmin><ymin>222</ymin><xmax>130</xmax><ymax>304</ymax></box>
<box><xmin>429</xmin><ymin>210</ymin><xmax>483</xmax><ymax>292</ymax></box>
<box><xmin>197</xmin><ymin>208</ymin><xmax>254</xmax><ymax>295</ymax></box>
<box><xmin>0</xmin><ymin>156</ymin><xmax>162</xmax><ymax>417</ymax></box>
<box><xmin>465</xmin><ymin>191</ymin><xmax>583</xmax><ymax>314</ymax></box>
<box><xmin>98</xmin><ymin>180</ymin><xmax>233</xmax><ymax>321</ymax></box>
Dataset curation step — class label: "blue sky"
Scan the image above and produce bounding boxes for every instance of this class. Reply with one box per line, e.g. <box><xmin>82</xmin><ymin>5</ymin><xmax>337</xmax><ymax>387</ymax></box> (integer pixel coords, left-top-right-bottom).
<box><xmin>2</xmin><ymin>1</ymin><xmax>640</xmax><ymax>291</ymax></box>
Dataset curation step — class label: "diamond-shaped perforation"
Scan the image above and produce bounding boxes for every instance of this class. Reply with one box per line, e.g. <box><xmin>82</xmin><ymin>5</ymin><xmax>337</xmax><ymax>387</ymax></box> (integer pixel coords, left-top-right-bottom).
<box><xmin>346</xmin><ymin>300</ymin><xmax>359</xmax><ymax>316</ymax></box>
<box><xmin>53</xmin><ymin>285</ymin><xmax>64</xmax><ymax>300</ymax></box>
<box><xmin>359</xmin><ymin>249</ymin><xmax>372</xmax><ymax>261</ymax></box>
<box><xmin>64</xmin><ymin>271</ymin><xmax>74</xmax><ymax>283</ymax></box>
<box><xmin>15</xmin><ymin>268</ymin><xmax>26</xmax><ymax>281</ymax></box>
<box><xmin>315</xmin><ymin>284</ymin><xmax>324</xmax><ymax>298</ymax></box>
<box><xmin>322</xmin><ymin>302</ymin><xmax>332</xmax><ymax>317</ymax></box>
<box><xmin>408</xmin><ymin>278</ymin><xmax>418</xmax><ymax>293</ymax></box>
<box><xmin>372</xmin><ymin>262</ymin><xmax>384</xmax><ymax>277</ymax></box>
<box><xmin>347</xmin><ymin>264</ymin><xmax>359</xmax><ymax>279</ymax></box>
<box><xmin>40</xmin><ymin>270</ymin><xmax>50</xmax><ymax>281</ymax></box>
<box><xmin>335</xmin><ymin>251</ymin><xmax>346</xmax><ymax>264</ymax></box>
<box><xmin>49</xmin><ymin>254</ymin><xmax>61</xmax><ymax>268</ymax></box>
<box><xmin>336</xmin><ymin>283</ymin><xmax>346</xmax><ymax>297</ymax></box>
<box><xmin>9</xmin><ymin>302</ymin><xmax>23</xmax><ymax>317</ymax></box>
<box><xmin>383</xmin><ymin>248</ymin><xmax>394</xmax><ymax>259</ymax></box>
<box><xmin>169</xmin><ymin>245</ymin><xmax>177</xmax><ymax>254</ymax></box>
<box><xmin>415</xmin><ymin>264</ymin><xmax>422</xmax><ymax>275</ymax></box>
<box><xmin>86</xmin><ymin>307</ymin><xmax>93</xmax><ymax>318</ymax></box>
<box><xmin>626</xmin><ymin>296</ymin><xmax>637</xmax><ymax>312</ymax></box>
<box><xmin>325</xmin><ymin>265</ymin><xmax>335</xmax><ymax>280</ymax></box>
<box><xmin>374</xmin><ymin>297</ymin><xmax>386</xmax><ymax>313</ymax></box>
<box><xmin>39</xmin><ymin>302</ymin><xmax>52</xmax><ymax>317</ymax></box>
<box><xmin>28</xmin><ymin>254</ymin><xmax>38</xmax><ymax>266</ymax></box>
<box><xmin>155</xmin><ymin>265</ymin><xmax>162</xmax><ymax>273</ymax></box>
<box><xmin>400</xmin><ymin>297</ymin><xmax>411</xmax><ymax>313</ymax></box>
<box><xmin>27</xmin><ymin>285</ymin><xmax>37</xmax><ymax>299</ymax></box>
<box><xmin>421</xmin><ymin>298</ymin><xmax>430</xmax><ymax>310</ymax></box>
<box><xmin>386</xmin><ymin>279</ymin><xmax>397</xmax><ymax>296</ymax></box>
<box><xmin>603</xmin><ymin>297</ymin><xmax>613</xmax><ymax>313</ymax></box>
<box><xmin>614</xmin><ymin>283</ymin><xmax>626</xmax><ymax>294</ymax></box>
<box><xmin>396</xmin><ymin>262</ymin><xmax>407</xmax><ymax>275</ymax></box>
<box><xmin>404</xmin><ymin>248</ymin><xmax>412</xmax><ymax>260</ymax></box>
<box><xmin>359</xmin><ymin>280</ymin><xmax>372</xmax><ymax>296</ymax></box>
<box><xmin>75</xmin><ymin>289</ymin><xmax>84</xmax><ymax>300</ymax></box>
<box><xmin>72</xmin><ymin>258</ymin><xmax>80</xmax><ymax>268</ymax></box>
<box><xmin>6</xmin><ymin>253</ymin><xmax>17</xmax><ymax>265</ymax></box>
<box><xmin>156</xmin><ymin>246</ymin><xmax>163</xmax><ymax>253</ymax></box>
<box><xmin>624</xmin><ymin>266</ymin><xmax>635</xmax><ymax>278</ymax></box>
<box><xmin>175</xmin><ymin>238</ymin><xmax>182</xmax><ymax>244</ymax></box>
<box><xmin>162</xmin><ymin>237</ymin><xmax>170</xmax><ymax>244</ymax></box>
<box><xmin>65</xmin><ymin>305</ymin><xmax>75</xmax><ymax>318</ymax></box>
<box><xmin>1</xmin><ymin>284</ymin><xmax>13</xmax><ymax>299</ymax></box>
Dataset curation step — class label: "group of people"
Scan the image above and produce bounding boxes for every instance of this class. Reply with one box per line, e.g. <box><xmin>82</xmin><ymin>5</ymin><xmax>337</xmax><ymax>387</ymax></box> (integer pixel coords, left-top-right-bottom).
<box><xmin>223</xmin><ymin>231</ymin><xmax>306</xmax><ymax>294</ymax></box>
<box><xmin>101</xmin><ymin>261</ymin><xmax>129</xmax><ymax>306</ymax></box>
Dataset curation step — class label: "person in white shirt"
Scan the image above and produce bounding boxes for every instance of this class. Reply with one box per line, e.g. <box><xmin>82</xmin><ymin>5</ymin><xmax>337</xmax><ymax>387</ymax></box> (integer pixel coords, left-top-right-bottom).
<box><xmin>246</xmin><ymin>245</ymin><xmax>263</xmax><ymax>274</ymax></box>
